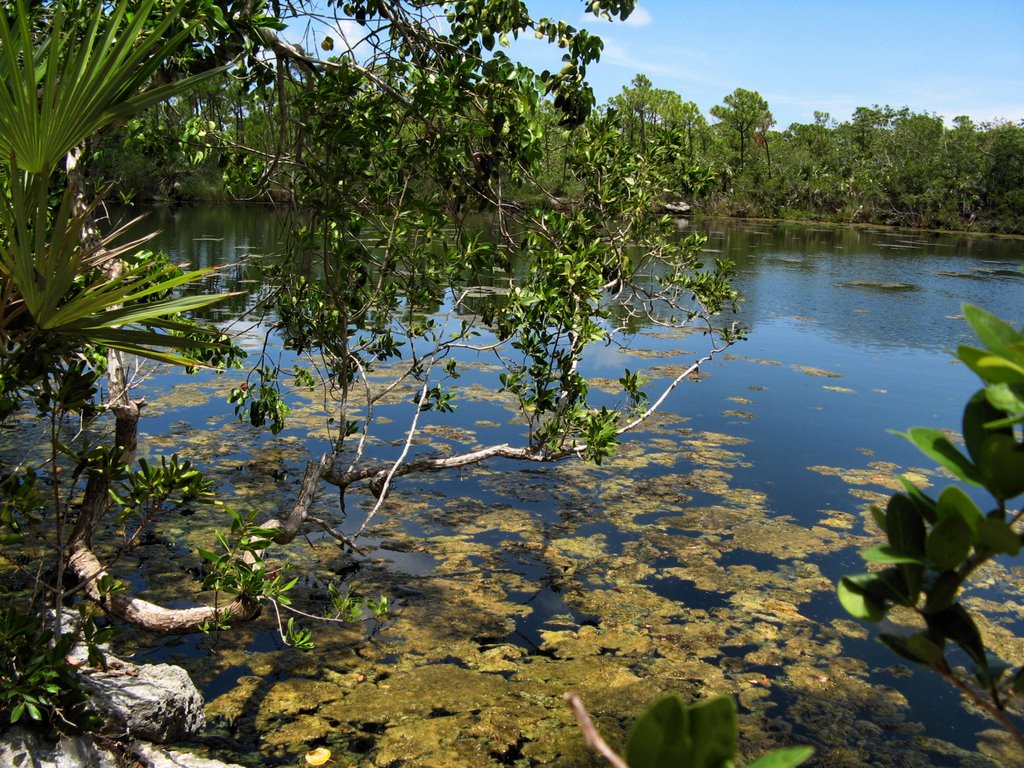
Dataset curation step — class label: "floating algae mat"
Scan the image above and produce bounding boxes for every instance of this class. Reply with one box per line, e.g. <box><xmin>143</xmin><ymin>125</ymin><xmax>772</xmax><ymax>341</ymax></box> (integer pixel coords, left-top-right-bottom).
<box><xmin>106</xmin><ymin>364</ymin><xmax>1023</xmax><ymax>768</ymax></box>
<box><xmin>93</xmin><ymin>213</ymin><xmax>1024</xmax><ymax>768</ymax></box>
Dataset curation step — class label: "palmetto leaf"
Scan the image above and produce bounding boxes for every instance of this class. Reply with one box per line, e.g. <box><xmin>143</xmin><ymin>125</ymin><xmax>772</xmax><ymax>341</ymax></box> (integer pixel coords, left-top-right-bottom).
<box><xmin>0</xmin><ymin>0</ymin><xmax>226</xmax><ymax>174</ymax></box>
<box><xmin>0</xmin><ymin>0</ymin><xmax>237</xmax><ymax>368</ymax></box>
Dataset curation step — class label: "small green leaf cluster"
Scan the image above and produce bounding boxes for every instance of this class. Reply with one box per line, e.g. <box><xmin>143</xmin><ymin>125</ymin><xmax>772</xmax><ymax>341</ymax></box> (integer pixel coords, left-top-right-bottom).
<box><xmin>228</xmin><ymin>366</ymin><xmax>291</xmax><ymax>435</ymax></box>
<box><xmin>198</xmin><ymin>505</ymin><xmax>295</xmax><ymax>625</ymax></box>
<box><xmin>0</xmin><ymin>471</ymin><xmax>45</xmax><ymax>546</ymax></box>
<box><xmin>0</xmin><ymin>606</ymin><xmax>109</xmax><ymax>731</ymax></box>
<box><xmin>839</xmin><ymin>304</ymin><xmax>1024</xmax><ymax>731</ymax></box>
<box><xmin>619</xmin><ymin>368</ymin><xmax>650</xmax><ymax>416</ymax></box>
<box><xmin>326</xmin><ymin>582</ymin><xmax>389</xmax><ymax>622</ymax></box>
<box><xmin>110</xmin><ymin>454</ymin><xmax>213</xmax><ymax>523</ymax></box>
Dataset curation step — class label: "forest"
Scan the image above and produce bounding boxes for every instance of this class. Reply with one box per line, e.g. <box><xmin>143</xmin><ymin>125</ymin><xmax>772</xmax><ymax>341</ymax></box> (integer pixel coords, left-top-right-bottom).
<box><xmin>2</xmin><ymin>1</ymin><xmax>1024</xmax><ymax>767</ymax></box>
<box><xmin>93</xmin><ymin>71</ymin><xmax>1024</xmax><ymax>234</ymax></box>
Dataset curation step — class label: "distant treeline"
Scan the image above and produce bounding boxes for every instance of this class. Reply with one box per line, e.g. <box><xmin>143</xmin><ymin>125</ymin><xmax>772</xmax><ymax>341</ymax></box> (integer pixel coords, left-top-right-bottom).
<box><xmin>557</xmin><ymin>76</ymin><xmax>1024</xmax><ymax>234</ymax></box>
<box><xmin>91</xmin><ymin>72</ymin><xmax>1024</xmax><ymax>234</ymax></box>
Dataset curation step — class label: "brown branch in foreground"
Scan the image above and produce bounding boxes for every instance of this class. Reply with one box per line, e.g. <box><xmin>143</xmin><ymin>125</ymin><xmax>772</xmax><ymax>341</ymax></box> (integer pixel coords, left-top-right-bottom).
<box><xmin>564</xmin><ymin>692</ymin><xmax>629</xmax><ymax>768</ymax></box>
<box><xmin>936</xmin><ymin>663</ymin><xmax>1024</xmax><ymax>751</ymax></box>
<box><xmin>67</xmin><ymin>454</ymin><xmax>338</xmax><ymax>634</ymax></box>
<box><xmin>67</xmin><ymin>545</ymin><xmax>260</xmax><ymax>634</ymax></box>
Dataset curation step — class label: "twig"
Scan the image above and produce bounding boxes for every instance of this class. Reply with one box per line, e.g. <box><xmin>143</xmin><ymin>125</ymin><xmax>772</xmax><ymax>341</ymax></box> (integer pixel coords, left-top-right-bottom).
<box><xmin>353</xmin><ymin>378</ymin><xmax>431</xmax><ymax>539</ymax></box>
<box><xmin>564</xmin><ymin>692</ymin><xmax>629</xmax><ymax>768</ymax></box>
<box><xmin>936</xmin><ymin>664</ymin><xmax>1024</xmax><ymax>750</ymax></box>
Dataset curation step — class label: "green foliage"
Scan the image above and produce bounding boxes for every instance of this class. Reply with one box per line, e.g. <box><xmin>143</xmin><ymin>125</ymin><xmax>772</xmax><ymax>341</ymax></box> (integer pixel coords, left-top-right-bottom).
<box><xmin>198</xmin><ymin>505</ymin><xmax>291</xmax><ymax>610</ymax></box>
<box><xmin>0</xmin><ymin>0</ymin><xmax>235</xmax><ymax>368</ymax></box>
<box><xmin>228</xmin><ymin>366</ymin><xmax>291</xmax><ymax>435</ymax></box>
<box><xmin>710</xmin><ymin>87</ymin><xmax>773</xmax><ymax>175</ymax></box>
<box><xmin>839</xmin><ymin>303</ymin><xmax>1024</xmax><ymax>740</ymax></box>
<box><xmin>1</xmin><ymin>0</ymin><xmax>741</xmax><ymax>748</ymax></box>
<box><xmin>0</xmin><ymin>0</ymin><xmax>255</xmax><ymax>738</ymax></box>
<box><xmin>0</xmin><ymin>606</ymin><xmax>108</xmax><ymax>730</ymax></box>
<box><xmin>326</xmin><ymin>582</ymin><xmax>389</xmax><ymax>623</ymax></box>
<box><xmin>110</xmin><ymin>454</ymin><xmax>213</xmax><ymax>523</ymax></box>
<box><xmin>620</xmin><ymin>693</ymin><xmax>812</xmax><ymax>768</ymax></box>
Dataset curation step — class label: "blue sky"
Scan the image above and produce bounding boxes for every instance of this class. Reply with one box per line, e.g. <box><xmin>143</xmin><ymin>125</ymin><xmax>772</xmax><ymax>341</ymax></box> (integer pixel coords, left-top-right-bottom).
<box><xmin>512</xmin><ymin>0</ymin><xmax>1024</xmax><ymax>128</ymax></box>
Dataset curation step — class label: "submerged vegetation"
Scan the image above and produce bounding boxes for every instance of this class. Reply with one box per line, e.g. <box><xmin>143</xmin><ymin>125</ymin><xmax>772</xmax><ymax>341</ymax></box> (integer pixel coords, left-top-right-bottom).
<box><xmin>1</xmin><ymin>0</ymin><xmax>1023</xmax><ymax>766</ymax></box>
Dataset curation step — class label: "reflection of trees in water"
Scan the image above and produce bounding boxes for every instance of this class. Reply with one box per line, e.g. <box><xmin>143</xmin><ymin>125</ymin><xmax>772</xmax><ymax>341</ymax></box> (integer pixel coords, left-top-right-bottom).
<box><xmin>131</xmin><ymin>207</ymin><xmax>1020</xmax><ymax>353</ymax></box>
<box><xmin>692</xmin><ymin>220</ymin><xmax>1022</xmax><ymax>353</ymax></box>
<box><xmin>105</xmin><ymin>204</ymin><xmax>284</xmax><ymax>321</ymax></box>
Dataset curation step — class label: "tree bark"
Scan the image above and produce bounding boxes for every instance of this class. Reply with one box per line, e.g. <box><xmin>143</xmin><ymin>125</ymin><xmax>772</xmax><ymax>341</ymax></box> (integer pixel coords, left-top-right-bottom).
<box><xmin>68</xmin><ymin>455</ymin><xmax>335</xmax><ymax>634</ymax></box>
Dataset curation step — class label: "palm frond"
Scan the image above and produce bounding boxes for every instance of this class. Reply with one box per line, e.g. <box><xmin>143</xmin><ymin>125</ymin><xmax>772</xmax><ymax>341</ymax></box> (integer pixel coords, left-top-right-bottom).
<box><xmin>0</xmin><ymin>0</ymin><xmax>228</xmax><ymax>174</ymax></box>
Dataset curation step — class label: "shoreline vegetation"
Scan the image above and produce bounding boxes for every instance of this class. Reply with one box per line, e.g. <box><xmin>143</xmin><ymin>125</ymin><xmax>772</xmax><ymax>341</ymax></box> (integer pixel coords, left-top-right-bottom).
<box><xmin>120</xmin><ymin>198</ymin><xmax>1024</xmax><ymax>242</ymax></box>
<box><xmin>94</xmin><ymin>75</ymin><xmax>1024</xmax><ymax>236</ymax></box>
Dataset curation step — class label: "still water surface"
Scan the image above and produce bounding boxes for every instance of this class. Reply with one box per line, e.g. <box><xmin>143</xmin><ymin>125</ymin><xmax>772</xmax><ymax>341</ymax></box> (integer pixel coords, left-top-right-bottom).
<box><xmin>126</xmin><ymin>206</ymin><xmax>1023</xmax><ymax>766</ymax></box>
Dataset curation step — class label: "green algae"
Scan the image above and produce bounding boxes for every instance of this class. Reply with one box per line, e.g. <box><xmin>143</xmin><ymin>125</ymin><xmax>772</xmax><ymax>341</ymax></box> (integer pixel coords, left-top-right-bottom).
<box><xmin>67</xmin><ymin>364</ymin><xmax>1022</xmax><ymax>768</ymax></box>
<box><xmin>791</xmin><ymin>365</ymin><xmax>843</xmax><ymax>378</ymax></box>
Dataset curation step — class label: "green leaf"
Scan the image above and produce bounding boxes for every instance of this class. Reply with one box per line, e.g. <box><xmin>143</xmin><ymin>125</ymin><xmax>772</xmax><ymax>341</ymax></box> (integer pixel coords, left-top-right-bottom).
<box><xmin>879</xmin><ymin>632</ymin><xmax>945</xmax><ymax>666</ymax></box>
<box><xmin>687</xmin><ymin>694</ymin><xmax>738</xmax><ymax>768</ymax></box>
<box><xmin>977</xmin><ymin>433</ymin><xmax>1024</xmax><ymax>501</ymax></box>
<box><xmin>985</xmin><ymin>382</ymin><xmax>1024</xmax><ymax>418</ymax></box>
<box><xmin>900</xmin><ymin>428</ymin><xmax>982</xmax><ymax>486</ymax></box>
<box><xmin>926</xmin><ymin>514</ymin><xmax>972</xmax><ymax>571</ymax></box>
<box><xmin>838</xmin><ymin>575</ymin><xmax>887</xmax><ymax>622</ymax></box>
<box><xmin>963</xmin><ymin>304</ymin><xmax>1022</xmax><ymax>361</ymax></box>
<box><xmin>923</xmin><ymin>570</ymin><xmax>963</xmax><ymax>614</ymax></box>
<box><xmin>975</xmin><ymin>516</ymin><xmax>1021</xmax><ymax>556</ymax></box>
<box><xmin>862</xmin><ymin>545</ymin><xmax>926</xmax><ymax>565</ymax></box>
<box><xmin>962</xmin><ymin>389</ymin><xmax>1011</xmax><ymax>467</ymax></box>
<box><xmin>935</xmin><ymin>486</ymin><xmax>982</xmax><ymax>534</ymax></box>
<box><xmin>878</xmin><ymin>565</ymin><xmax>922</xmax><ymax>607</ymax></box>
<box><xmin>974</xmin><ymin>652</ymin><xmax>1009</xmax><ymax>689</ymax></box>
<box><xmin>924</xmin><ymin>603</ymin><xmax>986</xmax><ymax>668</ymax></box>
<box><xmin>884</xmin><ymin>493</ymin><xmax>926</xmax><ymax>555</ymax></box>
<box><xmin>958</xmin><ymin>347</ymin><xmax>1024</xmax><ymax>386</ymax></box>
<box><xmin>1010</xmin><ymin>666</ymin><xmax>1024</xmax><ymax>695</ymax></box>
<box><xmin>626</xmin><ymin>694</ymin><xmax>690</xmax><ymax>768</ymax></box>
<box><xmin>747</xmin><ymin>747</ymin><xmax>815</xmax><ymax>768</ymax></box>
<box><xmin>897</xmin><ymin>478</ymin><xmax>938</xmax><ymax>524</ymax></box>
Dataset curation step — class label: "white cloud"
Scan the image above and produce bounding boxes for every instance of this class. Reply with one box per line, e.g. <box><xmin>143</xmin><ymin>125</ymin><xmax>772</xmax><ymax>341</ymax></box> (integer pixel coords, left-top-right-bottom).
<box><xmin>599</xmin><ymin>39</ymin><xmax>677</xmax><ymax>77</ymax></box>
<box><xmin>622</xmin><ymin>6</ymin><xmax>653</xmax><ymax>26</ymax></box>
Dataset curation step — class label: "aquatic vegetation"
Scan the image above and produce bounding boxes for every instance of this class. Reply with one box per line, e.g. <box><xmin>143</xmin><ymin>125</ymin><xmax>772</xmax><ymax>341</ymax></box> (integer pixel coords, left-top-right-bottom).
<box><xmin>834</xmin><ymin>280</ymin><xmax>920</xmax><ymax>292</ymax></box>
<box><xmin>791</xmin><ymin>365</ymin><xmax>843</xmax><ymax>378</ymax></box>
<box><xmin>116</xmin><ymin>388</ymin><xmax>1006</xmax><ymax>766</ymax></box>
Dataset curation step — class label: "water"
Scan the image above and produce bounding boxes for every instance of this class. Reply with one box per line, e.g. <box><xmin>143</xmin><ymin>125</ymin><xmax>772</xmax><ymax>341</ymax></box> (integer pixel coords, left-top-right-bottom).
<box><xmin>117</xmin><ymin>207</ymin><xmax>1024</xmax><ymax>766</ymax></box>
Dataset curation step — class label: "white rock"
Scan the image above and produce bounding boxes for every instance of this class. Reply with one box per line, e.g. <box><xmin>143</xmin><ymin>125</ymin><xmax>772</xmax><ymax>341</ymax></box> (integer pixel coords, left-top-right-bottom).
<box><xmin>0</xmin><ymin>726</ymin><xmax>118</xmax><ymax>768</ymax></box>
<box><xmin>79</xmin><ymin>661</ymin><xmax>206</xmax><ymax>743</ymax></box>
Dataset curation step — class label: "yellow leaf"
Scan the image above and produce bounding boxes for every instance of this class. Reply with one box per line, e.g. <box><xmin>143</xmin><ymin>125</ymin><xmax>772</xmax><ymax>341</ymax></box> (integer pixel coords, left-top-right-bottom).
<box><xmin>305</xmin><ymin>747</ymin><xmax>332</xmax><ymax>766</ymax></box>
